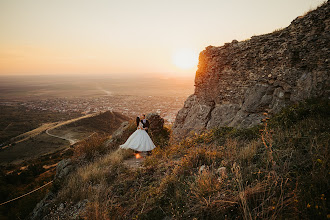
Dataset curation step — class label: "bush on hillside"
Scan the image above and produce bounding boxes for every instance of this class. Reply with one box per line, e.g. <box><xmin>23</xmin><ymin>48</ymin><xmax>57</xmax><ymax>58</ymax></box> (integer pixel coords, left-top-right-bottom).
<box><xmin>73</xmin><ymin>134</ymin><xmax>108</xmax><ymax>163</ymax></box>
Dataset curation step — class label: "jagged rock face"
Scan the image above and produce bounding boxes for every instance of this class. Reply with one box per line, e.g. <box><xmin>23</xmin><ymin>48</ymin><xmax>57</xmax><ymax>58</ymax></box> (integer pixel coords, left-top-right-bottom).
<box><xmin>173</xmin><ymin>2</ymin><xmax>330</xmax><ymax>137</ymax></box>
<box><xmin>55</xmin><ymin>159</ymin><xmax>74</xmax><ymax>180</ymax></box>
<box><xmin>30</xmin><ymin>159</ymin><xmax>75</xmax><ymax>220</ymax></box>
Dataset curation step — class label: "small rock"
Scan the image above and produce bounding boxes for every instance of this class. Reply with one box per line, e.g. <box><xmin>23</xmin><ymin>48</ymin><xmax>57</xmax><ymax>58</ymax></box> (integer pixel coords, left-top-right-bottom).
<box><xmin>199</xmin><ymin>165</ymin><xmax>206</xmax><ymax>173</ymax></box>
<box><xmin>147</xmin><ymin>113</ymin><xmax>164</xmax><ymax>135</ymax></box>
<box><xmin>217</xmin><ymin>167</ymin><xmax>227</xmax><ymax>176</ymax></box>
<box><xmin>58</xmin><ymin>203</ymin><xmax>64</xmax><ymax>211</ymax></box>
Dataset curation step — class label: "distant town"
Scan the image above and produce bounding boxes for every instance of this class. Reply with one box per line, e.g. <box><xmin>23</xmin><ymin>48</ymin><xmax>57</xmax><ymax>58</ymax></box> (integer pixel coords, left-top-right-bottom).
<box><xmin>1</xmin><ymin>94</ymin><xmax>188</xmax><ymax>124</ymax></box>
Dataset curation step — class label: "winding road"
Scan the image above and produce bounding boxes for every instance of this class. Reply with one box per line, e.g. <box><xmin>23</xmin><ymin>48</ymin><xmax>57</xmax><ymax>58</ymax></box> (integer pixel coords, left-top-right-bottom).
<box><xmin>45</xmin><ymin>129</ymin><xmax>96</xmax><ymax>145</ymax></box>
<box><xmin>45</xmin><ymin>129</ymin><xmax>78</xmax><ymax>145</ymax></box>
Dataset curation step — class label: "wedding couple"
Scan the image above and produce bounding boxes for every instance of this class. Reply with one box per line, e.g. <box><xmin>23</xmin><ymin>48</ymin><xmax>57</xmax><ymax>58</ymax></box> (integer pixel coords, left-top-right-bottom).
<box><xmin>120</xmin><ymin>114</ymin><xmax>156</xmax><ymax>155</ymax></box>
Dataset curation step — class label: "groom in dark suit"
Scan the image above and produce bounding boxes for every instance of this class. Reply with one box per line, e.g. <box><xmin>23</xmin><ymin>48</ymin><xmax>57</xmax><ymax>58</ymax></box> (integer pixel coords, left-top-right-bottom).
<box><xmin>141</xmin><ymin>114</ymin><xmax>152</xmax><ymax>156</ymax></box>
<box><xmin>141</xmin><ymin>114</ymin><xmax>150</xmax><ymax>133</ymax></box>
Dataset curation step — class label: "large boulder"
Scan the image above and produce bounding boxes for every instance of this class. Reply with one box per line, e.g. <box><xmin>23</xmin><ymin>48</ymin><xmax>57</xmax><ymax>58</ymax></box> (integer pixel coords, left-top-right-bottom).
<box><xmin>147</xmin><ymin>113</ymin><xmax>165</xmax><ymax>136</ymax></box>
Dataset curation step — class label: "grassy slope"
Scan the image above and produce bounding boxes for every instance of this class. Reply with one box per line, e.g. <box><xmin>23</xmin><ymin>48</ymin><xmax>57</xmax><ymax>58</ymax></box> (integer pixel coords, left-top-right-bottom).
<box><xmin>52</xmin><ymin>98</ymin><xmax>329</xmax><ymax>219</ymax></box>
<box><xmin>0</xmin><ymin>111</ymin><xmax>129</xmax><ymax>165</ymax></box>
<box><xmin>0</xmin><ymin>148</ymin><xmax>74</xmax><ymax>220</ymax></box>
<box><xmin>0</xmin><ymin>111</ymin><xmax>130</xmax><ymax>219</ymax></box>
<box><xmin>0</xmin><ymin>105</ymin><xmax>82</xmax><ymax>145</ymax></box>
<box><xmin>61</xmin><ymin>111</ymin><xmax>130</xmax><ymax>134</ymax></box>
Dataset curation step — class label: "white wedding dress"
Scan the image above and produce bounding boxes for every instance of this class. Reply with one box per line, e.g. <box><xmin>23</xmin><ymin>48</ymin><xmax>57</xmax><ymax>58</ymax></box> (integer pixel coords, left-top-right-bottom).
<box><xmin>120</xmin><ymin>122</ymin><xmax>156</xmax><ymax>151</ymax></box>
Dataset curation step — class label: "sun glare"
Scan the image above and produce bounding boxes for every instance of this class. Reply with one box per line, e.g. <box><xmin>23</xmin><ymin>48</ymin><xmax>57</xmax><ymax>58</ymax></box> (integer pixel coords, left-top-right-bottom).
<box><xmin>172</xmin><ymin>48</ymin><xmax>199</xmax><ymax>69</ymax></box>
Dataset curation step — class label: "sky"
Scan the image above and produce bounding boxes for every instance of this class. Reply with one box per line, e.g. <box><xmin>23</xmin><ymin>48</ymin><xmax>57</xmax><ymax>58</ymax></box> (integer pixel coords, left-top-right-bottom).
<box><xmin>0</xmin><ymin>0</ymin><xmax>325</xmax><ymax>77</ymax></box>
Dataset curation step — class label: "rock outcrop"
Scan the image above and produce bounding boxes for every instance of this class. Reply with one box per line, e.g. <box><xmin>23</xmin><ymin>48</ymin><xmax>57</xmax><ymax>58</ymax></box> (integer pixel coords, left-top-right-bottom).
<box><xmin>173</xmin><ymin>2</ymin><xmax>330</xmax><ymax>137</ymax></box>
<box><xmin>30</xmin><ymin>159</ymin><xmax>76</xmax><ymax>220</ymax></box>
<box><xmin>147</xmin><ymin>113</ymin><xmax>165</xmax><ymax>136</ymax></box>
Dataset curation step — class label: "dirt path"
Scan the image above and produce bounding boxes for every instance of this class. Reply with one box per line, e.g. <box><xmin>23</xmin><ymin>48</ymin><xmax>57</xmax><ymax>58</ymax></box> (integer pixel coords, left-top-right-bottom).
<box><xmin>45</xmin><ymin>129</ymin><xmax>97</xmax><ymax>145</ymax></box>
<box><xmin>44</xmin><ymin>113</ymin><xmax>98</xmax><ymax>144</ymax></box>
<box><xmin>45</xmin><ymin>129</ymin><xmax>78</xmax><ymax>145</ymax></box>
<box><xmin>3</xmin><ymin>113</ymin><xmax>98</xmax><ymax>149</ymax></box>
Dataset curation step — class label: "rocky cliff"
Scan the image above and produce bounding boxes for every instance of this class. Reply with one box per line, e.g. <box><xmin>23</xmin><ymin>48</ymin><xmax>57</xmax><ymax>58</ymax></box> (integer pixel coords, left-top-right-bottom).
<box><xmin>173</xmin><ymin>2</ymin><xmax>330</xmax><ymax>137</ymax></box>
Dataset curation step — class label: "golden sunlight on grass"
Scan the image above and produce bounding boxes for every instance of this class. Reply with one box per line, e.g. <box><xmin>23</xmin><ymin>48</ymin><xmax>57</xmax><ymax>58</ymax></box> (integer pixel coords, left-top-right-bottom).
<box><xmin>44</xmin><ymin>99</ymin><xmax>329</xmax><ymax>219</ymax></box>
<box><xmin>172</xmin><ymin>48</ymin><xmax>199</xmax><ymax>69</ymax></box>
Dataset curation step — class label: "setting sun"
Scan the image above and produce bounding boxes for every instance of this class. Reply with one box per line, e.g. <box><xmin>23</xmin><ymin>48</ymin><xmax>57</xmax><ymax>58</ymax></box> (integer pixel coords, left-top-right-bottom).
<box><xmin>172</xmin><ymin>48</ymin><xmax>199</xmax><ymax>69</ymax></box>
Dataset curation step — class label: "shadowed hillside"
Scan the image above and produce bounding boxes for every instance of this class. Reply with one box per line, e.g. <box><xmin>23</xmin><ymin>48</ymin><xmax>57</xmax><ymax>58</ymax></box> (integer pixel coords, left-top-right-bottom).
<box><xmin>0</xmin><ymin>111</ymin><xmax>130</xmax><ymax>219</ymax></box>
<box><xmin>61</xmin><ymin>111</ymin><xmax>129</xmax><ymax>134</ymax></box>
<box><xmin>0</xmin><ymin>105</ymin><xmax>82</xmax><ymax>146</ymax></box>
<box><xmin>0</xmin><ymin>111</ymin><xmax>128</xmax><ymax>165</ymax></box>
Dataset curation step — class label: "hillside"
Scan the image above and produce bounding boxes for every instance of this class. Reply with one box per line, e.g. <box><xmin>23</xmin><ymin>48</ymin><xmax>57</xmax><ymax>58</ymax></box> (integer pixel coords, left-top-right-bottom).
<box><xmin>0</xmin><ymin>111</ymin><xmax>128</xmax><ymax>165</ymax></box>
<box><xmin>29</xmin><ymin>99</ymin><xmax>329</xmax><ymax>219</ymax></box>
<box><xmin>57</xmin><ymin>111</ymin><xmax>129</xmax><ymax>134</ymax></box>
<box><xmin>0</xmin><ymin>111</ymin><xmax>129</xmax><ymax>219</ymax></box>
<box><xmin>0</xmin><ymin>105</ymin><xmax>82</xmax><ymax>146</ymax></box>
<box><xmin>173</xmin><ymin>1</ymin><xmax>330</xmax><ymax>137</ymax></box>
<box><xmin>27</xmin><ymin>3</ymin><xmax>330</xmax><ymax>220</ymax></box>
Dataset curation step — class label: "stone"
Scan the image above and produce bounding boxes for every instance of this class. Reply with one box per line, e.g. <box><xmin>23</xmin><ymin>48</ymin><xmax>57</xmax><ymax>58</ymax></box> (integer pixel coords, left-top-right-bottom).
<box><xmin>55</xmin><ymin>159</ymin><xmax>74</xmax><ymax>180</ymax></box>
<box><xmin>173</xmin><ymin>95</ymin><xmax>215</xmax><ymax>137</ymax></box>
<box><xmin>147</xmin><ymin>112</ymin><xmax>164</xmax><ymax>135</ymax></box>
<box><xmin>173</xmin><ymin>2</ymin><xmax>330</xmax><ymax>138</ymax></box>
<box><xmin>30</xmin><ymin>191</ymin><xmax>55</xmax><ymax>220</ymax></box>
<box><xmin>242</xmin><ymin>83</ymin><xmax>269</xmax><ymax>113</ymax></box>
<box><xmin>217</xmin><ymin>167</ymin><xmax>227</xmax><ymax>177</ymax></box>
<box><xmin>206</xmin><ymin>104</ymin><xmax>240</xmax><ymax>129</ymax></box>
<box><xmin>58</xmin><ymin>203</ymin><xmax>64</xmax><ymax>211</ymax></box>
<box><xmin>198</xmin><ymin>165</ymin><xmax>206</xmax><ymax>173</ymax></box>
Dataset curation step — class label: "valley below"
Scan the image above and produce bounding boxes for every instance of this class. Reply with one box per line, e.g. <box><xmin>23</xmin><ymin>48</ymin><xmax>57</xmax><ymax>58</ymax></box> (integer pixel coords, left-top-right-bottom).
<box><xmin>0</xmin><ymin>75</ymin><xmax>192</xmax><ymax>219</ymax></box>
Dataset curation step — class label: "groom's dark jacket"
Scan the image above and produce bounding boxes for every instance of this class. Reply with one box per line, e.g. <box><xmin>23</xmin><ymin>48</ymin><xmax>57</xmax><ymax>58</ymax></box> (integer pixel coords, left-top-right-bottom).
<box><xmin>141</xmin><ymin>119</ymin><xmax>150</xmax><ymax>133</ymax></box>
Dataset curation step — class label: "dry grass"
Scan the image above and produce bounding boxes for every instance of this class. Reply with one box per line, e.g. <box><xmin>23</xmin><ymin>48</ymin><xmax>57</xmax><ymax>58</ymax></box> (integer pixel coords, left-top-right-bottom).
<box><xmin>59</xmin><ymin>148</ymin><xmax>134</xmax><ymax>202</ymax></box>
<box><xmin>298</xmin><ymin>1</ymin><xmax>328</xmax><ymax>18</ymax></box>
<box><xmin>48</xmin><ymin>99</ymin><xmax>329</xmax><ymax>219</ymax></box>
<box><xmin>72</xmin><ymin>134</ymin><xmax>109</xmax><ymax>162</ymax></box>
<box><xmin>239</xmin><ymin>140</ymin><xmax>259</xmax><ymax>162</ymax></box>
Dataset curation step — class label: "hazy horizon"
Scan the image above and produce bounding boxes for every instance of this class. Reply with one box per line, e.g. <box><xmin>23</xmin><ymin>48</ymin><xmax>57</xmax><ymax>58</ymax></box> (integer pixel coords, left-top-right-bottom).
<box><xmin>0</xmin><ymin>0</ymin><xmax>325</xmax><ymax>77</ymax></box>
<box><xmin>0</xmin><ymin>73</ymin><xmax>195</xmax><ymax>101</ymax></box>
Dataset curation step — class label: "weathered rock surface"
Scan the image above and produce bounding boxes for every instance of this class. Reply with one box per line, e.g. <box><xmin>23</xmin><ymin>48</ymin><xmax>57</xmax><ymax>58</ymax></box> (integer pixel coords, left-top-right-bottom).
<box><xmin>104</xmin><ymin>121</ymin><xmax>131</xmax><ymax>148</ymax></box>
<box><xmin>173</xmin><ymin>2</ymin><xmax>330</xmax><ymax>137</ymax></box>
<box><xmin>147</xmin><ymin>113</ymin><xmax>165</xmax><ymax>135</ymax></box>
<box><xmin>30</xmin><ymin>159</ymin><xmax>75</xmax><ymax>220</ymax></box>
<box><xmin>55</xmin><ymin>159</ymin><xmax>74</xmax><ymax>180</ymax></box>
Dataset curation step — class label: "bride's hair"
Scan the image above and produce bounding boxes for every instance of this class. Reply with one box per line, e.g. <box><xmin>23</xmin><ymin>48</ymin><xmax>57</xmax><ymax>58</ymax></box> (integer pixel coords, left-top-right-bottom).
<box><xmin>136</xmin><ymin>117</ymin><xmax>140</xmax><ymax>127</ymax></box>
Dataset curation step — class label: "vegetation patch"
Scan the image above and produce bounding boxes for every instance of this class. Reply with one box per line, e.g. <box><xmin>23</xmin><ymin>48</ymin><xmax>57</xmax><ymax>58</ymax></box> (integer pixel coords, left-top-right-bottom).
<box><xmin>45</xmin><ymin>98</ymin><xmax>329</xmax><ymax>219</ymax></box>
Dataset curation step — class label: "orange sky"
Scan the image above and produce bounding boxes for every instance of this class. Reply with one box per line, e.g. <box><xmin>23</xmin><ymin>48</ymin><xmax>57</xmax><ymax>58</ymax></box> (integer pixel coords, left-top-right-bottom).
<box><xmin>0</xmin><ymin>0</ymin><xmax>324</xmax><ymax>77</ymax></box>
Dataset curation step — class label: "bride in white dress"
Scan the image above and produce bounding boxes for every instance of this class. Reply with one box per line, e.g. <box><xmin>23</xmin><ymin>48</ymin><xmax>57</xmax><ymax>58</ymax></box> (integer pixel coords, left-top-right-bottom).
<box><xmin>120</xmin><ymin>117</ymin><xmax>156</xmax><ymax>152</ymax></box>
